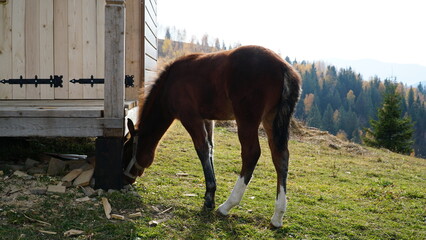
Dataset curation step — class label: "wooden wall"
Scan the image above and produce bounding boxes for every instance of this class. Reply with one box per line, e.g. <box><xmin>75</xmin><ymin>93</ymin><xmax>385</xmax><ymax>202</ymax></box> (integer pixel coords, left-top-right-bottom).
<box><xmin>0</xmin><ymin>0</ymin><xmax>157</xmax><ymax>101</ymax></box>
<box><xmin>143</xmin><ymin>0</ymin><xmax>158</xmax><ymax>88</ymax></box>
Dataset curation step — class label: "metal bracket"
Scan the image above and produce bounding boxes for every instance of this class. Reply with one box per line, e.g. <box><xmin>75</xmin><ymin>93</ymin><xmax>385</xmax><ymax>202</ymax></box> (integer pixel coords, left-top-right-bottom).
<box><xmin>0</xmin><ymin>75</ymin><xmax>63</xmax><ymax>88</ymax></box>
<box><xmin>70</xmin><ymin>75</ymin><xmax>134</xmax><ymax>87</ymax></box>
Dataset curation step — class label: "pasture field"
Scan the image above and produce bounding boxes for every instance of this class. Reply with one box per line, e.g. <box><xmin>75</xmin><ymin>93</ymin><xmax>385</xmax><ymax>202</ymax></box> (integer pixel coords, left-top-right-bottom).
<box><xmin>0</xmin><ymin>121</ymin><xmax>425</xmax><ymax>239</ymax></box>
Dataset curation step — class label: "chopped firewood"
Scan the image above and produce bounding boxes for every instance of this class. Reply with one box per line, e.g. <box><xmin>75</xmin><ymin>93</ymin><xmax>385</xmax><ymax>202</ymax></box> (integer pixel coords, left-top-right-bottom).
<box><xmin>128</xmin><ymin>212</ymin><xmax>142</xmax><ymax>218</ymax></box>
<box><xmin>39</xmin><ymin>230</ymin><xmax>57</xmax><ymax>235</ymax></box>
<box><xmin>73</xmin><ymin>169</ymin><xmax>94</xmax><ymax>187</ymax></box>
<box><xmin>64</xmin><ymin>229</ymin><xmax>84</xmax><ymax>237</ymax></box>
<box><xmin>76</xmin><ymin>196</ymin><xmax>91</xmax><ymax>202</ymax></box>
<box><xmin>80</xmin><ymin>186</ymin><xmax>96</xmax><ymax>197</ymax></box>
<box><xmin>47</xmin><ymin>157</ymin><xmax>66</xmax><ymax>176</ymax></box>
<box><xmin>13</xmin><ymin>170</ymin><xmax>31</xmax><ymax>178</ymax></box>
<box><xmin>66</xmin><ymin>160</ymin><xmax>86</xmax><ymax>170</ymax></box>
<box><xmin>47</xmin><ymin>185</ymin><xmax>66</xmax><ymax>193</ymax></box>
<box><xmin>111</xmin><ymin>214</ymin><xmax>125</xmax><ymax>220</ymax></box>
<box><xmin>102</xmin><ymin>197</ymin><xmax>112</xmax><ymax>219</ymax></box>
<box><xmin>62</xmin><ymin>181</ymin><xmax>72</xmax><ymax>187</ymax></box>
<box><xmin>62</xmin><ymin>169</ymin><xmax>83</xmax><ymax>182</ymax></box>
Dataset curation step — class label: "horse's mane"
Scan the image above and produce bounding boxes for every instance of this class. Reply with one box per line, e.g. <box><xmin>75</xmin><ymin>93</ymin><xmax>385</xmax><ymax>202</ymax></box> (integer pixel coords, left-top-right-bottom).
<box><xmin>136</xmin><ymin>63</ymin><xmax>173</xmax><ymax>129</ymax></box>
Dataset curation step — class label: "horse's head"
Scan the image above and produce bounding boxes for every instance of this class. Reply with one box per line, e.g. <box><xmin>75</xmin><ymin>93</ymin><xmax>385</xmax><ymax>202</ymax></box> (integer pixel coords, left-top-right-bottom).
<box><xmin>122</xmin><ymin>119</ymin><xmax>143</xmax><ymax>185</ymax></box>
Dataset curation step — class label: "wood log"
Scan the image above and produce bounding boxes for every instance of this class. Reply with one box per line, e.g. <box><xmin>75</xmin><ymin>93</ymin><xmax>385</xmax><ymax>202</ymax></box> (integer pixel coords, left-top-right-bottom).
<box><xmin>62</xmin><ymin>169</ymin><xmax>83</xmax><ymax>182</ymax></box>
<box><xmin>73</xmin><ymin>168</ymin><xmax>94</xmax><ymax>187</ymax></box>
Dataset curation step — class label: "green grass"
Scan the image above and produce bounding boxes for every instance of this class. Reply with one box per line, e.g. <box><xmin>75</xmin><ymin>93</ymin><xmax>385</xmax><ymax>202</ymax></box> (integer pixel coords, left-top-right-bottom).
<box><xmin>0</xmin><ymin>121</ymin><xmax>425</xmax><ymax>239</ymax></box>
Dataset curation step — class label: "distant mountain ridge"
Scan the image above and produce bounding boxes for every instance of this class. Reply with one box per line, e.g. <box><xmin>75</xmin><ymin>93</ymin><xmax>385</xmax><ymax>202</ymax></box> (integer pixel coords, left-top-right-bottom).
<box><xmin>326</xmin><ymin>58</ymin><xmax>426</xmax><ymax>86</ymax></box>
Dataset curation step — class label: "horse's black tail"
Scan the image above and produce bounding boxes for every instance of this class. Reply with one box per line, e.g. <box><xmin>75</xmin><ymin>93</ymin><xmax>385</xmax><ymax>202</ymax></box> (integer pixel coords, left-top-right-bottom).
<box><xmin>273</xmin><ymin>64</ymin><xmax>302</xmax><ymax>151</ymax></box>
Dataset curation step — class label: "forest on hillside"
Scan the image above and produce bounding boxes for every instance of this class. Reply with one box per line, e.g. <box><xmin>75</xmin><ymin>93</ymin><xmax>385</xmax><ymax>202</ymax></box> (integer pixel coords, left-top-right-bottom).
<box><xmin>157</xmin><ymin>29</ymin><xmax>426</xmax><ymax>158</ymax></box>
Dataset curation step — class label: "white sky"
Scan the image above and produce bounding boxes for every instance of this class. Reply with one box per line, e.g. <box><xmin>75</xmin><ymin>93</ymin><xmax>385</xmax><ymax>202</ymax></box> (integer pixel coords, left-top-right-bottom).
<box><xmin>157</xmin><ymin>0</ymin><xmax>426</xmax><ymax>67</ymax></box>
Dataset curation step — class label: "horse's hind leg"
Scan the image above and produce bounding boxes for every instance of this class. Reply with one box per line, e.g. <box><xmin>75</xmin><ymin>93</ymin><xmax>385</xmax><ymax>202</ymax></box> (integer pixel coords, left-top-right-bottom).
<box><xmin>262</xmin><ymin>113</ymin><xmax>289</xmax><ymax>228</ymax></box>
<box><xmin>181</xmin><ymin>118</ymin><xmax>216</xmax><ymax>209</ymax></box>
<box><xmin>217</xmin><ymin>119</ymin><xmax>261</xmax><ymax>215</ymax></box>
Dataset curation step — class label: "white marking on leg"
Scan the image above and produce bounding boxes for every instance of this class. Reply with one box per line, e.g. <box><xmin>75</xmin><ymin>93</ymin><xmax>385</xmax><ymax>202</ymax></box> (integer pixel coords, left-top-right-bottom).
<box><xmin>217</xmin><ymin>176</ymin><xmax>247</xmax><ymax>215</ymax></box>
<box><xmin>271</xmin><ymin>185</ymin><xmax>287</xmax><ymax>228</ymax></box>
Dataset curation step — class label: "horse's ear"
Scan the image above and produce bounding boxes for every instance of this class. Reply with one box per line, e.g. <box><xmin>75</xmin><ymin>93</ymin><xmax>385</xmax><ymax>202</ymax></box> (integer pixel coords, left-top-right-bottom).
<box><xmin>127</xmin><ymin>119</ymin><xmax>136</xmax><ymax>136</ymax></box>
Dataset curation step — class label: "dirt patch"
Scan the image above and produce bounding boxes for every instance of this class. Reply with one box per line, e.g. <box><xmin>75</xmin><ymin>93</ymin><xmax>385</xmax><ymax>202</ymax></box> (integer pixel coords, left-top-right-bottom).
<box><xmin>290</xmin><ymin>119</ymin><xmax>369</xmax><ymax>155</ymax></box>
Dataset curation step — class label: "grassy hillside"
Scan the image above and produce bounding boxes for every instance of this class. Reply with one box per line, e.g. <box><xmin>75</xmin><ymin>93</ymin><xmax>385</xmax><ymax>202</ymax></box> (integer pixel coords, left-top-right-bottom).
<box><xmin>1</xmin><ymin>121</ymin><xmax>425</xmax><ymax>239</ymax></box>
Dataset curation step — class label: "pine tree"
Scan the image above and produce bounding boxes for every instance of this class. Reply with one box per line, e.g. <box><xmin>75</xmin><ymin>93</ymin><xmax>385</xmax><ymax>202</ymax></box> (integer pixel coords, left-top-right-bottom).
<box><xmin>363</xmin><ymin>84</ymin><xmax>414</xmax><ymax>154</ymax></box>
<box><xmin>307</xmin><ymin>104</ymin><xmax>322</xmax><ymax>128</ymax></box>
<box><xmin>321</xmin><ymin>104</ymin><xmax>335</xmax><ymax>134</ymax></box>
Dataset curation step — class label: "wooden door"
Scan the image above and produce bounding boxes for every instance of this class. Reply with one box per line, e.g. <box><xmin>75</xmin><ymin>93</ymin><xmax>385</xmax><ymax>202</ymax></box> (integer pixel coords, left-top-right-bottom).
<box><xmin>0</xmin><ymin>0</ymin><xmax>105</xmax><ymax>100</ymax></box>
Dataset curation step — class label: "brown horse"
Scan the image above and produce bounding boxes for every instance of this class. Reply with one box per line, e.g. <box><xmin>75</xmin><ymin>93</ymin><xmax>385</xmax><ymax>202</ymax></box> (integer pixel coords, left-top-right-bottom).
<box><xmin>123</xmin><ymin>45</ymin><xmax>301</xmax><ymax>227</ymax></box>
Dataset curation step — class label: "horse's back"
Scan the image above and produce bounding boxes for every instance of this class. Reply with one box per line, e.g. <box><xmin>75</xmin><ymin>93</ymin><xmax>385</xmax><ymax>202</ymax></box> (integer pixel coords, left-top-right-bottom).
<box><xmin>165</xmin><ymin>46</ymin><xmax>293</xmax><ymax>121</ymax></box>
<box><xmin>227</xmin><ymin>46</ymin><xmax>288</xmax><ymax>118</ymax></box>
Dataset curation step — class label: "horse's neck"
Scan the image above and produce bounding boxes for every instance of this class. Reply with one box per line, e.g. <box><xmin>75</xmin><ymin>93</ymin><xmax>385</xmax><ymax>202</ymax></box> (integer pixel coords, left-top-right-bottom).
<box><xmin>137</xmin><ymin>89</ymin><xmax>173</xmax><ymax>162</ymax></box>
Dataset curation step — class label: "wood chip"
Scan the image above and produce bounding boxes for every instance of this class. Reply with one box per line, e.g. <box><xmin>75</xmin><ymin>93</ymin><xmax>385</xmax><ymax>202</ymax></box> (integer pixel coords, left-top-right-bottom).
<box><xmin>62</xmin><ymin>169</ymin><xmax>83</xmax><ymax>182</ymax></box>
<box><xmin>23</xmin><ymin>214</ymin><xmax>51</xmax><ymax>226</ymax></box>
<box><xmin>183</xmin><ymin>193</ymin><xmax>197</xmax><ymax>197</ymax></box>
<box><xmin>158</xmin><ymin>207</ymin><xmax>172</xmax><ymax>215</ymax></box>
<box><xmin>111</xmin><ymin>214</ymin><xmax>125</xmax><ymax>220</ymax></box>
<box><xmin>81</xmin><ymin>186</ymin><xmax>96</xmax><ymax>197</ymax></box>
<box><xmin>39</xmin><ymin>230</ymin><xmax>57</xmax><ymax>235</ymax></box>
<box><xmin>102</xmin><ymin>197</ymin><xmax>111</xmax><ymax>219</ymax></box>
<box><xmin>149</xmin><ymin>220</ymin><xmax>158</xmax><ymax>227</ymax></box>
<box><xmin>176</xmin><ymin>172</ymin><xmax>189</xmax><ymax>177</ymax></box>
<box><xmin>64</xmin><ymin>229</ymin><xmax>84</xmax><ymax>237</ymax></box>
<box><xmin>128</xmin><ymin>212</ymin><xmax>142</xmax><ymax>218</ymax></box>
<box><xmin>73</xmin><ymin>168</ymin><xmax>94</xmax><ymax>187</ymax></box>
<box><xmin>76</xmin><ymin>196</ymin><xmax>91</xmax><ymax>202</ymax></box>
<box><xmin>47</xmin><ymin>185</ymin><xmax>66</xmax><ymax>193</ymax></box>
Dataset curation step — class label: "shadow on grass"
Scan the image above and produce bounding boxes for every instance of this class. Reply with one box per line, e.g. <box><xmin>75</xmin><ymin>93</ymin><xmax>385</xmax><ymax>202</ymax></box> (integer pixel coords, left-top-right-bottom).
<box><xmin>166</xmin><ymin>206</ymin><xmax>292</xmax><ymax>239</ymax></box>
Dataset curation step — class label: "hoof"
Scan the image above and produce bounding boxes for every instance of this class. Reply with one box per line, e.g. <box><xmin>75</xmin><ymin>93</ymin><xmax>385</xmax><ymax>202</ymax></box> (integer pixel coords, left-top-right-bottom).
<box><xmin>270</xmin><ymin>219</ymin><xmax>283</xmax><ymax>228</ymax></box>
<box><xmin>203</xmin><ymin>203</ymin><xmax>215</xmax><ymax>211</ymax></box>
<box><xmin>217</xmin><ymin>205</ymin><xmax>229</xmax><ymax>216</ymax></box>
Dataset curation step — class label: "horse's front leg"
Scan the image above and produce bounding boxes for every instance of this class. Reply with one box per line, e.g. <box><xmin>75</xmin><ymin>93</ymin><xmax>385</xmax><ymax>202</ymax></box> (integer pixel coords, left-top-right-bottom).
<box><xmin>181</xmin><ymin>118</ymin><xmax>217</xmax><ymax>209</ymax></box>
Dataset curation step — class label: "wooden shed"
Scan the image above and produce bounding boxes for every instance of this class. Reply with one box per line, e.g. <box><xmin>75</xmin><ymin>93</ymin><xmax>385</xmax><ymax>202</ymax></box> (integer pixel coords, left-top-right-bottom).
<box><xmin>0</xmin><ymin>0</ymin><xmax>157</xmax><ymax>189</ymax></box>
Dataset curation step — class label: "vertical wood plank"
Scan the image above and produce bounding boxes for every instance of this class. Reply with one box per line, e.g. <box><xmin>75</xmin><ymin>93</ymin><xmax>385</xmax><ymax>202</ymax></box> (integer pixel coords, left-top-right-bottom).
<box><xmin>54</xmin><ymin>0</ymin><xmax>69</xmax><ymax>99</ymax></box>
<box><xmin>0</xmin><ymin>1</ymin><xmax>12</xmax><ymax>99</ymax></box>
<box><xmin>25</xmin><ymin>0</ymin><xmax>41</xmax><ymax>99</ymax></box>
<box><xmin>96</xmin><ymin>0</ymin><xmax>105</xmax><ymax>99</ymax></box>
<box><xmin>125</xmin><ymin>0</ymin><xmax>142</xmax><ymax>101</ymax></box>
<box><xmin>11</xmin><ymin>0</ymin><xmax>26</xmax><ymax>99</ymax></box>
<box><xmin>39</xmin><ymin>0</ymin><xmax>54</xmax><ymax>99</ymax></box>
<box><xmin>104</xmin><ymin>0</ymin><xmax>125</xmax><ymax>135</ymax></box>
<box><xmin>82</xmin><ymin>0</ymin><xmax>98</xmax><ymax>99</ymax></box>
<box><xmin>68</xmin><ymin>0</ymin><xmax>83</xmax><ymax>99</ymax></box>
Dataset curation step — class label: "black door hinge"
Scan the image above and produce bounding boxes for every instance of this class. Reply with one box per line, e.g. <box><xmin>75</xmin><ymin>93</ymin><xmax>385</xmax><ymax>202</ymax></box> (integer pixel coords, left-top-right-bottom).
<box><xmin>0</xmin><ymin>75</ymin><xmax>63</xmax><ymax>88</ymax></box>
<box><xmin>70</xmin><ymin>75</ymin><xmax>135</xmax><ymax>87</ymax></box>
